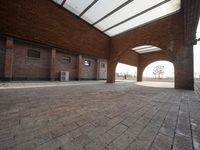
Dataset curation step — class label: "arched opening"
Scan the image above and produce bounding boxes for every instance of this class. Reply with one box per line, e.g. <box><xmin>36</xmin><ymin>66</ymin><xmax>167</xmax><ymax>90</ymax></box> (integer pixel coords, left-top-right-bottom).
<box><xmin>115</xmin><ymin>63</ymin><xmax>137</xmax><ymax>82</ymax></box>
<box><xmin>194</xmin><ymin>18</ymin><xmax>200</xmax><ymax>87</ymax></box>
<box><xmin>143</xmin><ymin>60</ymin><xmax>174</xmax><ymax>83</ymax></box>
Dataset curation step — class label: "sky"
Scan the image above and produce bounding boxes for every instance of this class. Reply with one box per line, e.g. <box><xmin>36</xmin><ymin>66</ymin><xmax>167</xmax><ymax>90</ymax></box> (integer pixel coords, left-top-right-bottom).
<box><xmin>116</xmin><ymin>19</ymin><xmax>200</xmax><ymax>78</ymax></box>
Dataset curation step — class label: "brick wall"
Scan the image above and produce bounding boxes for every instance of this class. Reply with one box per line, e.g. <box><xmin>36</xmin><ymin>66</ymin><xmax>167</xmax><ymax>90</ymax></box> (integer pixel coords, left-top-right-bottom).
<box><xmin>107</xmin><ymin>13</ymin><xmax>186</xmax><ymax>84</ymax></box>
<box><xmin>118</xmin><ymin>50</ymin><xmax>139</xmax><ymax>67</ymax></box>
<box><xmin>0</xmin><ymin>0</ymin><xmax>194</xmax><ymax>89</ymax></box>
<box><xmin>80</xmin><ymin>56</ymin><xmax>97</xmax><ymax>80</ymax></box>
<box><xmin>0</xmin><ymin>37</ymin><xmax>5</xmax><ymax>79</ymax></box>
<box><xmin>0</xmin><ymin>0</ymin><xmax>110</xmax><ymax>59</ymax></box>
<box><xmin>13</xmin><ymin>41</ymin><xmax>51</xmax><ymax>80</ymax></box>
<box><xmin>0</xmin><ymin>37</ymin><xmax>106</xmax><ymax>81</ymax></box>
<box><xmin>55</xmin><ymin>52</ymin><xmax>78</xmax><ymax>80</ymax></box>
<box><xmin>110</xmin><ymin>13</ymin><xmax>184</xmax><ymax>63</ymax></box>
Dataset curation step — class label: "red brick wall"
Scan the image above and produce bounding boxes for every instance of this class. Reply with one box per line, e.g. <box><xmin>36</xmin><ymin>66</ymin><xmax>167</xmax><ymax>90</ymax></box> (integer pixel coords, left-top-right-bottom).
<box><xmin>107</xmin><ymin>13</ymin><xmax>187</xmax><ymax>85</ymax></box>
<box><xmin>118</xmin><ymin>50</ymin><xmax>139</xmax><ymax>67</ymax></box>
<box><xmin>55</xmin><ymin>52</ymin><xmax>78</xmax><ymax>80</ymax></box>
<box><xmin>110</xmin><ymin>12</ymin><xmax>184</xmax><ymax>63</ymax></box>
<box><xmin>0</xmin><ymin>0</ymin><xmax>110</xmax><ymax>59</ymax></box>
<box><xmin>80</xmin><ymin>56</ymin><xmax>97</xmax><ymax>80</ymax></box>
<box><xmin>13</xmin><ymin>41</ymin><xmax>51</xmax><ymax>80</ymax></box>
<box><xmin>0</xmin><ymin>37</ymin><xmax>5</xmax><ymax>79</ymax></box>
<box><xmin>140</xmin><ymin>51</ymin><xmax>172</xmax><ymax>70</ymax></box>
<box><xmin>0</xmin><ymin>37</ymin><xmax>103</xmax><ymax>81</ymax></box>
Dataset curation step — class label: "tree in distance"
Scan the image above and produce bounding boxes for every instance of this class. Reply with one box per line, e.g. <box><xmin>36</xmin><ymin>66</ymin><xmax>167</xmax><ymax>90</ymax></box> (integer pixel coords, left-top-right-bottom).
<box><xmin>153</xmin><ymin>65</ymin><xmax>165</xmax><ymax>79</ymax></box>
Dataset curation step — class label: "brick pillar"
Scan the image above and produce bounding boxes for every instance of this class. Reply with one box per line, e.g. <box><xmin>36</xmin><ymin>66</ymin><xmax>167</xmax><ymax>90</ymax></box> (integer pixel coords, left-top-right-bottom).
<box><xmin>137</xmin><ymin>55</ymin><xmax>143</xmax><ymax>82</ymax></box>
<box><xmin>174</xmin><ymin>45</ymin><xmax>194</xmax><ymax>90</ymax></box>
<box><xmin>137</xmin><ymin>66</ymin><xmax>143</xmax><ymax>82</ymax></box>
<box><xmin>4</xmin><ymin>37</ymin><xmax>14</xmax><ymax>81</ymax></box>
<box><xmin>107</xmin><ymin>60</ymin><xmax>117</xmax><ymax>83</ymax></box>
<box><xmin>50</xmin><ymin>48</ymin><xmax>56</xmax><ymax>81</ymax></box>
<box><xmin>96</xmin><ymin>59</ymin><xmax>100</xmax><ymax>80</ymax></box>
<box><xmin>77</xmin><ymin>55</ymin><xmax>82</xmax><ymax>80</ymax></box>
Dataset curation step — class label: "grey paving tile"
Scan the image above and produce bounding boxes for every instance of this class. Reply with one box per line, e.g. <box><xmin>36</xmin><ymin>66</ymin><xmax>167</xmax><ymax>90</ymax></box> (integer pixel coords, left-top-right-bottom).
<box><xmin>72</xmin><ymin>134</ymin><xmax>92</xmax><ymax>149</ymax></box>
<box><xmin>85</xmin><ymin>133</ymin><xmax>113</xmax><ymax>150</ymax></box>
<box><xmin>173</xmin><ymin>133</ymin><xmax>193</xmax><ymax>150</ymax></box>
<box><xmin>151</xmin><ymin>133</ymin><xmax>173</xmax><ymax>150</ymax></box>
<box><xmin>0</xmin><ymin>81</ymin><xmax>199</xmax><ymax>150</ymax></box>
<box><xmin>107</xmin><ymin>123</ymin><xmax>128</xmax><ymax>138</ymax></box>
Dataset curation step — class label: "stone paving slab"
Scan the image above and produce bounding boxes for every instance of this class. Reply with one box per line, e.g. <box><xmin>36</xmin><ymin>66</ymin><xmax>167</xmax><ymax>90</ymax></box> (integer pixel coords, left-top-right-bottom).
<box><xmin>0</xmin><ymin>81</ymin><xmax>199</xmax><ymax>150</ymax></box>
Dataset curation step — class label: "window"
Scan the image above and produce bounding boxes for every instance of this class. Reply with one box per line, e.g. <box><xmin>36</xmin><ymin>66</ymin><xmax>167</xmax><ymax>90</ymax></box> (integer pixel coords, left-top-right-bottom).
<box><xmin>101</xmin><ymin>63</ymin><xmax>105</xmax><ymax>68</ymax></box>
<box><xmin>62</xmin><ymin>56</ymin><xmax>71</xmax><ymax>64</ymax></box>
<box><xmin>84</xmin><ymin>60</ymin><xmax>91</xmax><ymax>66</ymax></box>
<box><xmin>27</xmin><ymin>49</ymin><xmax>40</xmax><ymax>58</ymax></box>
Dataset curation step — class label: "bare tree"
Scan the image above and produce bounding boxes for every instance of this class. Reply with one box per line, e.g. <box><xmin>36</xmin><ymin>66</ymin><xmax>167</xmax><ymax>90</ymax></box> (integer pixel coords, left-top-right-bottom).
<box><xmin>153</xmin><ymin>65</ymin><xmax>165</xmax><ymax>79</ymax></box>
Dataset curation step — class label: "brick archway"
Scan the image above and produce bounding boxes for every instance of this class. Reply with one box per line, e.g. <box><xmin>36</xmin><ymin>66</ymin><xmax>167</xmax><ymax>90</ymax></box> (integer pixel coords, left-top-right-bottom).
<box><xmin>141</xmin><ymin>60</ymin><xmax>174</xmax><ymax>81</ymax></box>
<box><xmin>136</xmin><ymin>50</ymin><xmax>173</xmax><ymax>82</ymax></box>
<box><xmin>107</xmin><ymin>13</ymin><xmax>194</xmax><ymax>90</ymax></box>
<box><xmin>107</xmin><ymin>13</ymin><xmax>181</xmax><ymax>84</ymax></box>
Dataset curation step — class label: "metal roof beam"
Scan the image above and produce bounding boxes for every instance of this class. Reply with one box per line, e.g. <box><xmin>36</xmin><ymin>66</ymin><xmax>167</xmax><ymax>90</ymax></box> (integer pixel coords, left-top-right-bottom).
<box><xmin>61</xmin><ymin>0</ymin><xmax>66</xmax><ymax>6</ymax></box>
<box><xmin>93</xmin><ymin>0</ymin><xmax>134</xmax><ymax>25</ymax></box>
<box><xmin>79</xmin><ymin>0</ymin><xmax>99</xmax><ymax>17</ymax></box>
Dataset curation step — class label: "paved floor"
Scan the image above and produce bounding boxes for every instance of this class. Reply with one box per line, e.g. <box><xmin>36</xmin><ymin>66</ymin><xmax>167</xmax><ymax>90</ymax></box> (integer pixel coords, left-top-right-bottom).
<box><xmin>0</xmin><ymin>81</ymin><xmax>200</xmax><ymax>150</ymax></box>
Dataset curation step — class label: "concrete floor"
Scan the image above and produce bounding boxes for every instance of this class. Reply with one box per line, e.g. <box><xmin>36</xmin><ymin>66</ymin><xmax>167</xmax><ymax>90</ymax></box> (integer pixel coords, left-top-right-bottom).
<box><xmin>0</xmin><ymin>81</ymin><xmax>200</xmax><ymax>150</ymax></box>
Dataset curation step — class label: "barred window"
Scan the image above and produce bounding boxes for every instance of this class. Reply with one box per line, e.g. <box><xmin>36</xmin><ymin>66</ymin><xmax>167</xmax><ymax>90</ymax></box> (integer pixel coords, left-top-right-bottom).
<box><xmin>27</xmin><ymin>49</ymin><xmax>40</xmax><ymax>58</ymax></box>
<box><xmin>84</xmin><ymin>60</ymin><xmax>91</xmax><ymax>66</ymax></box>
<box><xmin>62</xmin><ymin>56</ymin><xmax>71</xmax><ymax>64</ymax></box>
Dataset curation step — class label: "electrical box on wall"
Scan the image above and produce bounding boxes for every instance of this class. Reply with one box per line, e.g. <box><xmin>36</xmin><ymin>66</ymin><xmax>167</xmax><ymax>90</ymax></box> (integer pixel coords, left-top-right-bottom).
<box><xmin>60</xmin><ymin>71</ymin><xmax>69</xmax><ymax>81</ymax></box>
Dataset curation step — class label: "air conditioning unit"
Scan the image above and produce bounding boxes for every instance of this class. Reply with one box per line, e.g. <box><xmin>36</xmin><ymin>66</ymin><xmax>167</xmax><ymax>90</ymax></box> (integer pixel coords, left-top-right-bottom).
<box><xmin>60</xmin><ymin>71</ymin><xmax>69</xmax><ymax>81</ymax></box>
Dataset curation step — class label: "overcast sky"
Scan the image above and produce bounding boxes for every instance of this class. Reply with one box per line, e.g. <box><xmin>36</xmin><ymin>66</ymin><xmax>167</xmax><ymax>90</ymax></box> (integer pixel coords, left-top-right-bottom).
<box><xmin>116</xmin><ymin>19</ymin><xmax>200</xmax><ymax>77</ymax></box>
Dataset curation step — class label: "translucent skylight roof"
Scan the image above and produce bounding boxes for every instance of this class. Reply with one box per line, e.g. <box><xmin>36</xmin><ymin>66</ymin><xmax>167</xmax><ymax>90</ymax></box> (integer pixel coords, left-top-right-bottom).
<box><xmin>63</xmin><ymin>0</ymin><xmax>94</xmax><ymax>16</ymax></box>
<box><xmin>81</xmin><ymin>0</ymin><xmax>126</xmax><ymax>24</ymax></box>
<box><xmin>52</xmin><ymin>0</ymin><xmax>181</xmax><ymax>37</ymax></box>
<box><xmin>132</xmin><ymin>45</ymin><xmax>162</xmax><ymax>54</ymax></box>
<box><xmin>53</xmin><ymin>0</ymin><xmax>63</xmax><ymax>5</ymax></box>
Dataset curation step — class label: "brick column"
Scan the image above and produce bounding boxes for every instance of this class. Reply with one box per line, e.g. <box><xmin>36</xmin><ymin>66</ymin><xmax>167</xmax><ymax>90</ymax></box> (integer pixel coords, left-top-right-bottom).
<box><xmin>77</xmin><ymin>55</ymin><xmax>82</xmax><ymax>80</ymax></box>
<box><xmin>137</xmin><ymin>66</ymin><xmax>143</xmax><ymax>82</ymax></box>
<box><xmin>4</xmin><ymin>37</ymin><xmax>14</xmax><ymax>81</ymax></box>
<box><xmin>107</xmin><ymin>60</ymin><xmax>117</xmax><ymax>83</ymax></box>
<box><xmin>174</xmin><ymin>44</ymin><xmax>194</xmax><ymax>90</ymax></box>
<box><xmin>96</xmin><ymin>59</ymin><xmax>100</xmax><ymax>80</ymax></box>
<box><xmin>137</xmin><ymin>55</ymin><xmax>143</xmax><ymax>82</ymax></box>
<box><xmin>50</xmin><ymin>48</ymin><xmax>56</xmax><ymax>81</ymax></box>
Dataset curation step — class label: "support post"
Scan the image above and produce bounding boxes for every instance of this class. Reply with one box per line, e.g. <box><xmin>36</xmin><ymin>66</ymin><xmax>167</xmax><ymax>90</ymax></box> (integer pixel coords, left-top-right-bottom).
<box><xmin>107</xmin><ymin>60</ymin><xmax>117</xmax><ymax>83</ymax></box>
<box><xmin>77</xmin><ymin>55</ymin><xmax>82</xmax><ymax>80</ymax></box>
<box><xmin>174</xmin><ymin>45</ymin><xmax>194</xmax><ymax>90</ymax></box>
<box><xmin>96</xmin><ymin>59</ymin><xmax>100</xmax><ymax>80</ymax></box>
<box><xmin>50</xmin><ymin>48</ymin><xmax>56</xmax><ymax>81</ymax></box>
<box><xmin>4</xmin><ymin>37</ymin><xmax>14</xmax><ymax>81</ymax></box>
<box><xmin>137</xmin><ymin>66</ymin><xmax>143</xmax><ymax>82</ymax></box>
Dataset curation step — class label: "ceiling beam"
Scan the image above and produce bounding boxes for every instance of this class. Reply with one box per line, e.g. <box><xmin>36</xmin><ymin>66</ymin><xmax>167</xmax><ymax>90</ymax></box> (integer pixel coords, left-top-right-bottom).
<box><xmin>103</xmin><ymin>0</ymin><xmax>170</xmax><ymax>32</ymax></box>
<box><xmin>61</xmin><ymin>0</ymin><xmax>66</xmax><ymax>6</ymax></box>
<box><xmin>79</xmin><ymin>0</ymin><xmax>98</xmax><ymax>17</ymax></box>
<box><xmin>93</xmin><ymin>0</ymin><xmax>134</xmax><ymax>25</ymax></box>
